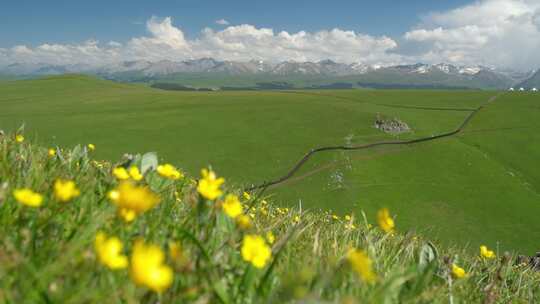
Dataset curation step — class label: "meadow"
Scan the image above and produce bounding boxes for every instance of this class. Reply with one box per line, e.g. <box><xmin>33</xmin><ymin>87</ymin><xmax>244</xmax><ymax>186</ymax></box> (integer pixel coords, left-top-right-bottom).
<box><xmin>1</xmin><ymin>75</ymin><xmax>539</xmax><ymax>255</ymax></box>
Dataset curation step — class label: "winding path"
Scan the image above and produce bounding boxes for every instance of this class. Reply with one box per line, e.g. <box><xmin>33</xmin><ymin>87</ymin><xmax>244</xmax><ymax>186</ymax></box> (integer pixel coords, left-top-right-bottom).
<box><xmin>245</xmin><ymin>93</ymin><xmax>502</xmax><ymax>192</ymax></box>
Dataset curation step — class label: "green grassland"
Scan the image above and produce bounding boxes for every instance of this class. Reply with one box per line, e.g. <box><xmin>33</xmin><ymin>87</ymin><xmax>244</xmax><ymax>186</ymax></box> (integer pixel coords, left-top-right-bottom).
<box><xmin>1</xmin><ymin>75</ymin><xmax>539</xmax><ymax>254</ymax></box>
<box><xmin>2</xmin><ymin>134</ymin><xmax>539</xmax><ymax>303</ymax></box>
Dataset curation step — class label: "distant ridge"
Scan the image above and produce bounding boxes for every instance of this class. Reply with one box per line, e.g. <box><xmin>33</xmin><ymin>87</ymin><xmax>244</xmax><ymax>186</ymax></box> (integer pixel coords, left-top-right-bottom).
<box><xmin>517</xmin><ymin>69</ymin><xmax>540</xmax><ymax>89</ymax></box>
<box><xmin>1</xmin><ymin>58</ymin><xmax>536</xmax><ymax>90</ymax></box>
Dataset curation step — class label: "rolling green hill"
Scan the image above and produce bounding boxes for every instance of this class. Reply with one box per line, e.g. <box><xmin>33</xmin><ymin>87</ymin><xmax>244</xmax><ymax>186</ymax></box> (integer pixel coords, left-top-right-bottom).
<box><xmin>2</xmin><ymin>75</ymin><xmax>539</xmax><ymax>254</ymax></box>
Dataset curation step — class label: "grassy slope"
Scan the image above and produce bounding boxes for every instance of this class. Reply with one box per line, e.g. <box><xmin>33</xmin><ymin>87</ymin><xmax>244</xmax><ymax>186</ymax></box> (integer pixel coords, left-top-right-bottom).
<box><xmin>1</xmin><ymin>133</ymin><xmax>539</xmax><ymax>303</ymax></box>
<box><xmin>1</xmin><ymin>75</ymin><xmax>539</xmax><ymax>254</ymax></box>
<box><xmin>274</xmin><ymin>91</ymin><xmax>540</xmax><ymax>254</ymax></box>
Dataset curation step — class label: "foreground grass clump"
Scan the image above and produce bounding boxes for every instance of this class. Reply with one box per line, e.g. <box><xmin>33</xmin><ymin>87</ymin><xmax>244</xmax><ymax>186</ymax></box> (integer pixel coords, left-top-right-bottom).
<box><xmin>0</xmin><ymin>132</ymin><xmax>539</xmax><ymax>303</ymax></box>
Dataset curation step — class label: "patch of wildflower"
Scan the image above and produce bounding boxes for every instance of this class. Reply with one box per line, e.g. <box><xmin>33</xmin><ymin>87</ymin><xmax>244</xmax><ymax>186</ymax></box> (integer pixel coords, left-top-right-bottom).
<box><xmin>197</xmin><ymin>168</ymin><xmax>224</xmax><ymax>200</ymax></box>
<box><xmin>221</xmin><ymin>194</ymin><xmax>243</xmax><ymax>218</ymax></box>
<box><xmin>347</xmin><ymin>248</ymin><xmax>376</xmax><ymax>283</ymax></box>
<box><xmin>13</xmin><ymin>188</ymin><xmax>43</xmax><ymax>207</ymax></box>
<box><xmin>87</xmin><ymin>144</ymin><xmax>95</xmax><ymax>151</ymax></box>
<box><xmin>241</xmin><ymin>234</ymin><xmax>272</xmax><ymax>268</ymax></box>
<box><xmin>108</xmin><ymin>182</ymin><xmax>160</xmax><ymax>222</ymax></box>
<box><xmin>452</xmin><ymin>264</ymin><xmax>467</xmax><ymax>279</ymax></box>
<box><xmin>157</xmin><ymin>163</ymin><xmax>183</xmax><ymax>180</ymax></box>
<box><xmin>53</xmin><ymin>179</ymin><xmax>80</xmax><ymax>202</ymax></box>
<box><xmin>15</xmin><ymin>134</ymin><xmax>24</xmax><ymax>143</ymax></box>
<box><xmin>243</xmin><ymin>191</ymin><xmax>251</xmax><ymax>200</ymax></box>
<box><xmin>236</xmin><ymin>214</ymin><xmax>253</xmax><ymax>230</ymax></box>
<box><xmin>377</xmin><ymin>208</ymin><xmax>395</xmax><ymax>233</ymax></box>
<box><xmin>130</xmin><ymin>240</ymin><xmax>173</xmax><ymax>293</ymax></box>
<box><xmin>113</xmin><ymin>166</ymin><xmax>143</xmax><ymax>181</ymax></box>
<box><xmin>48</xmin><ymin>148</ymin><xmax>56</xmax><ymax>157</ymax></box>
<box><xmin>94</xmin><ymin>232</ymin><xmax>128</xmax><ymax>270</ymax></box>
<box><xmin>113</xmin><ymin>167</ymin><xmax>130</xmax><ymax>180</ymax></box>
<box><xmin>480</xmin><ymin>245</ymin><xmax>496</xmax><ymax>259</ymax></box>
<box><xmin>118</xmin><ymin>208</ymin><xmax>136</xmax><ymax>222</ymax></box>
<box><xmin>128</xmin><ymin>166</ymin><xmax>143</xmax><ymax>181</ymax></box>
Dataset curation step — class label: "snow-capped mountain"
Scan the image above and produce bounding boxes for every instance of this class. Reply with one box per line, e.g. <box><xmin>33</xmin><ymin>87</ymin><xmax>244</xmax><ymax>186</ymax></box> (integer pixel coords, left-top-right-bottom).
<box><xmin>518</xmin><ymin>69</ymin><xmax>540</xmax><ymax>89</ymax></box>
<box><xmin>1</xmin><ymin>58</ymin><xmax>534</xmax><ymax>90</ymax></box>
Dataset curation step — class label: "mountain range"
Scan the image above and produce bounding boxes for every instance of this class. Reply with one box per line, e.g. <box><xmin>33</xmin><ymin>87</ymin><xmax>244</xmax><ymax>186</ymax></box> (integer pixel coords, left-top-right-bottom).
<box><xmin>1</xmin><ymin>59</ymin><xmax>537</xmax><ymax>90</ymax></box>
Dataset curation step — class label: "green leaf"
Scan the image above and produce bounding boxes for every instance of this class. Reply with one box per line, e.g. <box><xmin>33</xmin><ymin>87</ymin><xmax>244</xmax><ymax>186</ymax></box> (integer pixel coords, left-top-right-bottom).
<box><xmin>372</xmin><ymin>270</ymin><xmax>416</xmax><ymax>304</ymax></box>
<box><xmin>419</xmin><ymin>242</ymin><xmax>438</xmax><ymax>270</ymax></box>
<box><xmin>141</xmin><ymin>152</ymin><xmax>158</xmax><ymax>174</ymax></box>
<box><xmin>213</xmin><ymin>279</ymin><xmax>231</xmax><ymax>304</ymax></box>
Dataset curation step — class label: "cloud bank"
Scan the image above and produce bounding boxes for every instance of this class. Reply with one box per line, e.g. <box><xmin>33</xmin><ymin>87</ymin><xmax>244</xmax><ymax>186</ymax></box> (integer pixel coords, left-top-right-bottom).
<box><xmin>404</xmin><ymin>0</ymin><xmax>540</xmax><ymax>70</ymax></box>
<box><xmin>1</xmin><ymin>0</ymin><xmax>539</xmax><ymax>70</ymax></box>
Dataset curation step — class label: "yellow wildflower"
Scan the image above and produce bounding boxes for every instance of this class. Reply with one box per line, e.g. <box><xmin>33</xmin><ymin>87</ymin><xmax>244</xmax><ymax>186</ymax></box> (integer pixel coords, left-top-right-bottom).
<box><xmin>108</xmin><ymin>189</ymin><xmax>120</xmax><ymax>201</ymax></box>
<box><xmin>266</xmin><ymin>231</ymin><xmax>275</xmax><ymax>244</ymax></box>
<box><xmin>128</xmin><ymin>166</ymin><xmax>143</xmax><ymax>181</ymax></box>
<box><xmin>293</xmin><ymin>215</ymin><xmax>300</xmax><ymax>223</ymax></box>
<box><xmin>113</xmin><ymin>166</ymin><xmax>143</xmax><ymax>181</ymax></box>
<box><xmin>377</xmin><ymin>208</ymin><xmax>395</xmax><ymax>233</ymax></box>
<box><xmin>113</xmin><ymin>167</ymin><xmax>130</xmax><ymax>180</ymax></box>
<box><xmin>118</xmin><ymin>208</ymin><xmax>137</xmax><ymax>222</ymax></box>
<box><xmin>345</xmin><ymin>215</ymin><xmax>352</xmax><ymax>221</ymax></box>
<box><xmin>241</xmin><ymin>235</ymin><xmax>272</xmax><ymax>268</ymax></box>
<box><xmin>130</xmin><ymin>240</ymin><xmax>173</xmax><ymax>293</ymax></box>
<box><xmin>108</xmin><ymin>182</ymin><xmax>160</xmax><ymax>222</ymax></box>
<box><xmin>15</xmin><ymin>134</ymin><xmax>24</xmax><ymax>143</ymax></box>
<box><xmin>347</xmin><ymin>248</ymin><xmax>376</xmax><ymax>283</ymax></box>
<box><xmin>92</xmin><ymin>160</ymin><xmax>104</xmax><ymax>169</ymax></box>
<box><xmin>53</xmin><ymin>179</ymin><xmax>80</xmax><ymax>202</ymax></box>
<box><xmin>87</xmin><ymin>144</ymin><xmax>95</xmax><ymax>151</ymax></box>
<box><xmin>243</xmin><ymin>192</ymin><xmax>251</xmax><ymax>200</ymax></box>
<box><xmin>13</xmin><ymin>188</ymin><xmax>43</xmax><ymax>207</ymax></box>
<box><xmin>236</xmin><ymin>214</ymin><xmax>252</xmax><ymax>230</ymax></box>
<box><xmin>452</xmin><ymin>264</ymin><xmax>467</xmax><ymax>279</ymax></box>
<box><xmin>332</xmin><ymin>214</ymin><xmax>340</xmax><ymax>220</ymax></box>
<box><xmin>480</xmin><ymin>245</ymin><xmax>496</xmax><ymax>259</ymax></box>
<box><xmin>197</xmin><ymin>168</ymin><xmax>224</xmax><ymax>200</ymax></box>
<box><xmin>222</xmin><ymin>194</ymin><xmax>243</xmax><ymax>218</ymax></box>
<box><xmin>157</xmin><ymin>164</ymin><xmax>183</xmax><ymax>180</ymax></box>
<box><xmin>48</xmin><ymin>148</ymin><xmax>56</xmax><ymax>157</ymax></box>
<box><xmin>345</xmin><ymin>223</ymin><xmax>357</xmax><ymax>230</ymax></box>
<box><xmin>94</xmin><ymin>232</ymin><xmax>128</xmax><ymax>269</ymax></box>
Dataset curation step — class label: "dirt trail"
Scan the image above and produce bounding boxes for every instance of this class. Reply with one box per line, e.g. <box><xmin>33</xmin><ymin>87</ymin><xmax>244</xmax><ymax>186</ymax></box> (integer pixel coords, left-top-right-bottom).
<box><xmin>245</xmin><ymin>93</ymin><xmax>502</xmax><ymax>192</ymax></box>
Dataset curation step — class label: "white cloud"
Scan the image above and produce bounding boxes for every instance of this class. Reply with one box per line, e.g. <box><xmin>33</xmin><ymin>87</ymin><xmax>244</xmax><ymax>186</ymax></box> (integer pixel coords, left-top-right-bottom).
<box><xmin>0</xmin><ymin>17</ymin><xmax>399</xmax><ymax>67</ymax></box>
<box><xmin>404</xmin><ymin>0</ymin><xmax>540</xmax><ymax>70</ymax></box>
<box><xmin>215</xmin><ymin>19</ymin><xmax>230</xmax><ymax>26</ymax></box>
<box><xmin>2</xmin><ymin>2</ymin><xmax>540</xmax><ymax>71</ymax></box>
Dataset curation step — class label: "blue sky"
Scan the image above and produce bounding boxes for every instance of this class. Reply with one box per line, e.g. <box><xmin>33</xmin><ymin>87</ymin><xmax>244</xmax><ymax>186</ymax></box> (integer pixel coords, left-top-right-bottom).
<box><xmin>1</xmin><ymin>0</ymin><xmax>539</xmax><ymax>70</ymax></box>
<box><xmin>1</xmin><ymin>0</ymin><xmax>471</xmax><ymax>47</ymax></box>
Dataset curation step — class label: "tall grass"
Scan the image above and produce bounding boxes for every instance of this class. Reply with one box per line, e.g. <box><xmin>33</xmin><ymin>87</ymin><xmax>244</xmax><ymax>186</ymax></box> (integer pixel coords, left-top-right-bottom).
<box><xmin>0</xmin><ymin>131</ymin><xmax>539</xmax><ymax>303</ymax></box>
